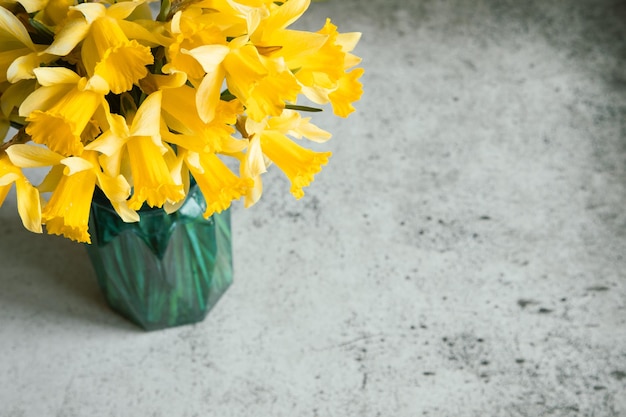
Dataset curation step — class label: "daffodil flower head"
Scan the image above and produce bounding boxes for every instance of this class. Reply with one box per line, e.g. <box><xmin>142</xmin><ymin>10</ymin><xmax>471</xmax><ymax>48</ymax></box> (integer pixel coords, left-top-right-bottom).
<box><xmin>164</xmin><ymin>9</ymin><xmax>226</xmax><ymax>80</ymax></box>
<box><xmin>42</xmin><ymin>164</ymin><xmax>97</xmax><ymax>243</ymax></box>
<box><xmin>0</xmin><ymin>153</ymin><xmax>42</xmax><ymax>233</ymax></box>
<box><xmin>244</xmin><ymin>114</ymin><xmax>331</xmax><ymax>200</ymax></box>
<box><xmin>185</xmin><ymin>150</ymin><xmax>253</xmax><ymax>218</ymax></box>
<box><xmin>223</xmin><ymin>42</ymin><xmax>300</xmax><ymax>122</ymax></box>
<box><xmin>126</xmin><ymin>136</ymin><xmax>185</xmax><ymax>210</ymax></box>
<box><xmin>81</xmin><ymin>15</ymin><xmax>154</xmax><ymax>94</ymax></box>
<box><xmin>24</xmin><ymin>74</ymin><xmax>107</xmax><ymax>156</ymax></box>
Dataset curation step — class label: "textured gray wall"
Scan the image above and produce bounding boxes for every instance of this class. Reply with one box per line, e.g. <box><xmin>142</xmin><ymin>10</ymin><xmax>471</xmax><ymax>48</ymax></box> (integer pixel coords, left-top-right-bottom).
<box><xmin>1</xmin><ymin>1</ymin><xmax>625</xmax><ymax>416</ymax></box>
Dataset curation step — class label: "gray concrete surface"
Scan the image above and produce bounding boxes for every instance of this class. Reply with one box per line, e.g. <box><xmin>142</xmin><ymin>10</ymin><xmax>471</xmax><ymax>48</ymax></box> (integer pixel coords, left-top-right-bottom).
<box><xmin>1</xmin><ymin>0</ymin><xmax>626</xmax><ymax>416</ymax></box>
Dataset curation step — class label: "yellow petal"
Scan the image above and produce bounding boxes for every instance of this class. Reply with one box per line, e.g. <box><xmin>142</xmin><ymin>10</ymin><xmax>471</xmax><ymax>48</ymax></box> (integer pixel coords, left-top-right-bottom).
<box><xmin>336</xmin><ymin>32</ymin><xmax>362</xmax><ymax>54</ymax></box>
<box><xmin>0</xmin><ymin>48</ymin><xmax>31</xmax><ymax>83</ymax></box>
<box><xmin>225</xmin><ymin>0</ymin><xmax>267</xmax><ymax>36</ymax></box>
<box><xmin>138</xmin><ymin>72</ymin><xmax>188</xmax><ymax>94</ymax></box>
<box><xmin>7</xmin><ymin>50</ymin><xmax>54</xmax><ymax>83</ymax></box>
<box><xmin>184</xmin><ymin>44</ymin><xmax>230</xmax><ymax>73</ymax></box>
<box><xmin>0</xmin><ymin>182</ymin><xmax>10</xmax><ymax>207</ymax></box>
<box><xmin>185</xmin><ymin>151</ymin><xmax>253</xmax><ymax>218</ymax></box>
<box><xmin>0</xmin><ymin>5</ymin><xmax>35</xmax><ymax>48</ymax></box>
<box><xmin>40</xmin><ymin>0</ymin><xmax>76</xmax><ymax>26</ymax></box>
<box><xmin>17</xmin><ymin>0</ymin><xmax>46</xmax><ymax>13</ymax></box>
<box><xmin>195</xmin><ymin>65</ymin><xmax>226</xmax><ymax>123</ymax></box>
<box><xmin>328</xmin><ymin>67</ymin><xmax>364</xmax><ymax>118</ymax></box>
<box><xmin>0</xmin><ymin>171</ymin><xmax>19</xmax><ymax>186</ymax></box>
<box><xmin>163</xmin><ymin>157</ymin><xmax>189</xmax><ymax>214</ymax></box>
<box><xmin>97</xmin><ymin>149</ymin><xmax>123</xmax><ymax>178</ymax></box>
<box><xmin>224</xmin><ymin>45</ymin><xmax>301</xmax><ymax>121</ymax></box>
<box><xmin>15</xmin><ymin>177</ymin><xmax>42</xmax><ymax>233</ymax></box>
<box><xmin>5</xmin><ymin>143</ymin><xmax>64</xmax><ymax>167</ymax></box>
<box><xmin>106</xmin><ymin>0</ymin><xmax>146</xmax><ymax>20</ymax></box>
<box><xmin>296</xmin><ymin>120</ymin><xmax>332</xmax><ymax>143</ymax></box>
<box><xmin>161</xmin><ymin>130</ymin><xmax>208</xmax><ymax>154</ymax></box>
<box><xmin>160</xmin><ymin>84</ymin><xmax>199</xmax><ymax>133</ymax></box>
<box><xmin>260</xmin><ymin>131</ymin><xmax>330</xmax><ymax>199</ymax></box>
<box><xmin>92</xmin><ymin>40</ymin><xmax>153</xmax><ymax>94</ymax></box>
<box><xmin>42</xmin><ymin>164</ymin><xmax>98</xmax><ymax>243</ymax></box>
<box><xmin>126</xmin><ymin>136</ymin><xmax>184</xmax><ymax>209</ymax></box>
<box><xmin>84</xmin><ymin>128</ymin><xmax>126</xmax><ymax>156</ymax></box>
<box><xmin>36</xmin><ymin>164</ymin><xmax>64</xmax><ymax>193</ymax></box>
<box><xmin>43</xmin><ymin>16</ymin><xmax>91</xmax><ymax>56</ymax></box>
<box><xmin>111</xmin><ymin>200</ymin><xmax>140</xmax><ymax>223</ymax></box>
<box><xmin>83</xmin><ymin>74</ymin><xmax>110</xmax><ymax>95</ymax></box>
<box><xmin>32</xmin><ymin>66</ymin><xmax>81</xmax><ymax>86</ymax></box>
<box><xmin>72</xmin><ymin>2</ymin><xmax>105</xmax><ymax>24</ymax></box>
<box><xmin>267</xmin><ymin>111</ymin><xmax>331</xmax><ymax>143</ymax></box>
<box><xmin>260</xmin><ymin>30</ymin><xmax>327</xmax><ymax>62</ymax></box>
<box><xmin>129</xmin><ymin>90</ymin><xmax>161</xmax><ymax>137</ymax></box>
<box><xmin>116</xmin><ymin>19</ymin><xmax>161</xmax><ymax>46</ymax></box>
<box><xmin>1</xmin><ymin>78</ymin><xmax>36</xmax><ymax>117</ymax></box>
<box><xmin>19</xmin><ymin>83</ymin><xmax>75</xmax><ymax>117</ymax></box>
<box><xmin>25</xmin><ymin>86</ymin><xmax>103</xmax><ymax>156</ymax></box>
<box><xmin>60</xmin><ymin>156</ymin><xmax>94</xmax><ymax>175</ymax></box>
<box><xmin>258</xmin><ymin>0</ymin><xmax>309</xmax><ymax>36</ymax></box>
<box><xmin>244</xmin><ymin>133</ymin><xmax>267</xmax><ymax>178</ymax></box>
<box><xmin>96</xmin><ymin>172</ymin><xmax>130</xmax><ymax>203</ymax></box>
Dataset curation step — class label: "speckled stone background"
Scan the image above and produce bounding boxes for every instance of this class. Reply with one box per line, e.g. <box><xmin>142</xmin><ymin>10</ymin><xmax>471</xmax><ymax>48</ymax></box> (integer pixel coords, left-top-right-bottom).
<box><xmin>1</xmin><ymin>0</ymin><xmax>626</xmax><ymax>416</ymax></box>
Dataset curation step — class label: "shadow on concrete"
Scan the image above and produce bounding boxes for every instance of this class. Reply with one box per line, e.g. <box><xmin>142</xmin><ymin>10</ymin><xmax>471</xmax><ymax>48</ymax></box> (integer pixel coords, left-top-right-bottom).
<box><xmin>0</xmin><ymin>209</ymin><xmax>139</xmax><ymax>332</ymax></box>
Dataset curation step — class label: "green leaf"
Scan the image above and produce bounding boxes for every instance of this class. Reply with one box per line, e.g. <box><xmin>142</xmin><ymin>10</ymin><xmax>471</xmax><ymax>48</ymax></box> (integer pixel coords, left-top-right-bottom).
<box><xmin>28</xmin><ymin>18</ymin><xmax>54</xmax><ymax>44</ymax></box>
<box><xmin>157</xmin><ymin>0</ymin><xmax>171</xmax><ymax>22</ymax></box>
<box><xmin>220</xmin><ymin>90</ymin><xmax>237</xmax><ymax>101</ymax></box>
<box><xmin>285</xmin><ymin>104</ymin><xmax>323</xmax><ymax>112</ymax></box>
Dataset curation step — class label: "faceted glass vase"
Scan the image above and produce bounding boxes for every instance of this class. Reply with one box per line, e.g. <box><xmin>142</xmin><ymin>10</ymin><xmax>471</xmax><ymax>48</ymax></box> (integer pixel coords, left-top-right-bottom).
<box><xmin>85</xmin><ymin>184</ymin><xmax>233</xmax><ymax>330</ymax></box>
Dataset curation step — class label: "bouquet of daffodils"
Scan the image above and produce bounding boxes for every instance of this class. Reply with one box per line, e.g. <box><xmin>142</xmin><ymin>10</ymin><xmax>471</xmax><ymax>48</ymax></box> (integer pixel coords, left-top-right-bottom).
<box><xmin>0</xmin><ymin>0</ymin><xmax>363</xmax><ymax>243</ymax></box>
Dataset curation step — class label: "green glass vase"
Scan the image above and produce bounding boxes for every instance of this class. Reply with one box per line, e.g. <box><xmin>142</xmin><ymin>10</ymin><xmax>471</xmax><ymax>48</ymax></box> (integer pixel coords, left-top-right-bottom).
<box><xmin>85</xmin><ymin>183</ymin><xmax>233</xmax><ymax>330</ymax></box>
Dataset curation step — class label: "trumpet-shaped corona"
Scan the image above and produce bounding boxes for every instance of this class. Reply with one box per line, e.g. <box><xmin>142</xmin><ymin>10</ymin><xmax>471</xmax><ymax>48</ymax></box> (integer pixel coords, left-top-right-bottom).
<box><xmin>25</xmin><ymin>82</ymin><xmax>103</xmax><ymax>156</ymax></box>
<box><xmin>41</xmin><ymin>166</ymin><xmax>96</xmax><ymax>243</ymax></box>
<box><xmin>257</xmin><ymin>130</ymin><xmax>330</xmax><ymax>199</ymax></box>
<box><xmin>82</xmin><ymin>16</ymin><xmax>153</xmax><ymax>94</ymax></box>
<box><xmin>126</xmin><ymin>136</ymin><xmax>185</xmax><ymax>210</ymax></box>
<box><xmin>186</xmin><ymin>151</ymin><xmax>253</xmax><ymax>218</ymax></box>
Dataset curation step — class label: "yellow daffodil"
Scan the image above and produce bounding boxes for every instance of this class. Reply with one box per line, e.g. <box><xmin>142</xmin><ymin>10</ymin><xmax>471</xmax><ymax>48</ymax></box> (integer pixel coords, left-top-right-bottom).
<box><xmin>292</xmin><ymin>19</ymin><xmax>364</xmax><ymax>117</ymax></box>
<box><xmin>223</xmin><ymin>41</ymin><xmax>301</xmax><ymax>122</ymax></box>
<box><xmin>44</xmin><ymin>2</ymin><xmax>154</xmax><ymax>94</ymax></box>
<box><xmin>86</xmin><ymin>91</ymin><xmax>185</xmax><ymax>211</ymax></box>
<box><xmin>21</xmin><ymin>68</ymin><xmax>108</xmax><ymax>156</ymax></box>
<box><xmin>182</xmin><ymin>35</ymin><xmax>301</xmax><ymax>124</ymax></box>
<box><xmin>327</xmin><ymin>67</ymin><xmax>365</xmax><ymax>118</ymax></box>
<box><xmin>6</xmin><ymin>144</ymin><xmax>131</xmax><ymax>242</ymax></box>
<box><xmin>81</xmin><ymin>16</ymin><xmax>153</xmax><ymax>94</ymax></box>
<box><xmin>126</xmin><ymin>136</ymin><xmax>185</xmax><ymax>210</ymax></box>
<box><xmin>0</xmin><ymin>152</ymin><xmax>42</xmax><ymax>233</ymax></box>
<box><xmin>41</xmin><ymin>159</ymin><xmax>97</xmax><ymax>243</ymax></box>
<box><xmin>163</xmin><ymin>7</ymin><xmax>226</xmax><ymax>81</ymax></box>
<box><xmin>160</xmin><ymin>84</ymin><xmax>246</xmax><ymax>154</ymax></box>
<box><xmin>243</xmin><ymin>111</ymin><xmax>331</xmax><ymax>201</ymax></box>
<box><xmin>184</xmin><ymin>150</ymin><xmax>253</xmax><ymax>218</ymax></box>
